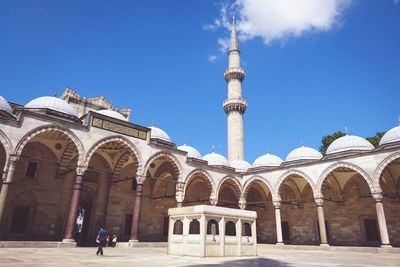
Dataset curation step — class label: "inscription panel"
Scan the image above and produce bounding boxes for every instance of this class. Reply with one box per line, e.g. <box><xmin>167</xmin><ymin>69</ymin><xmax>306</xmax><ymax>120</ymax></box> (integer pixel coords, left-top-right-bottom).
<box><xmin>92</xmin><ymin>117</ymin><xmax>147</xmax><ymax>140</ymax></box>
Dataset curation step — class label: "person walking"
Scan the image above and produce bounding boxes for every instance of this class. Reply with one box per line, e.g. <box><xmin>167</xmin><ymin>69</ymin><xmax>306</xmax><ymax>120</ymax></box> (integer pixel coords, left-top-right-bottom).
<box><xmin>96</xmin><ymin>226</ymin><xmax>108</xmax><ymax>256</ymax></box>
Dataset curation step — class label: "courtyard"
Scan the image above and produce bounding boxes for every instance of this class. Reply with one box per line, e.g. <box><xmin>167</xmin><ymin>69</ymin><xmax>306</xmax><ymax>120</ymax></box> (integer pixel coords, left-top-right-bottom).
<box><xmin>0</xmin><ymin>245</ymin><xmax>399</xmax><ymax>267</ymax></box>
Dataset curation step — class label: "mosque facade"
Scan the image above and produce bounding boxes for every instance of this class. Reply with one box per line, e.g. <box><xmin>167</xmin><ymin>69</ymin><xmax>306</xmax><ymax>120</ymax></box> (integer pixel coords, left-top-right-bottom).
<box><xmin>0</xmin><ymin>20</ymin><xmax>399</xmax><ymax>248</ymax></box>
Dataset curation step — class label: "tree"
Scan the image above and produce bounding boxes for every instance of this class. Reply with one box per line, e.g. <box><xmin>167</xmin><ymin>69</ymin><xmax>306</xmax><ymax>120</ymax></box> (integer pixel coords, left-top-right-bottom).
<box><xmin>366</xmin><ymin>132</ymin><xmax>386</xmax><ymax>148</ymax></box>
<box><xmin>319</xmin><ymin>131</ymin><xmax>346</xmax><ymax>155</ymax></box>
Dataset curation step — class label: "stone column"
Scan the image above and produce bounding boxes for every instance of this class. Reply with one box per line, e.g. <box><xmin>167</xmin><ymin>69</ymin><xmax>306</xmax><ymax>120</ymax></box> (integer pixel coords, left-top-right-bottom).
<box><xmin>200</xmin><ymin>215</ymin><xmax>207</xmax><ymax>257</ymax></box>
<box><xmin>63</xmin><ymin>166</ymin><xmax>87</xmax><ymax>242</ymax></box>
<box><xmin>315</xmin><ymin>198</ymin><xmax>329</xmax><ymax>246</ymax></box>
<box><xmin>236</xmin><ymin>218</ymin><xmax>242</xmax><ymax>256</ymax></box>
<box><xmin>274</xmin><ymin>201</ymin><xmax>284</xmax><ymax>245</ymax></box>
<box><xmin>175</xmin><ymin>182</ymin><xmax>185</xmax><ymax>208</ymax></box>
<box><xmin>372</xmin><ymin>193</ymin><xmax>392</xmax><ymax>247</ymax></box>
<box><xmin>129</xmin><ymin>175</ymin><xmax>145</xmax><ymax>242</ymax></box>
<box><xmin>0</xmin><ymin>155</ymin><xmax>18</xmax><ymax>228</ymax></box>
<box><xmin>238</xmin><ymin>197</ymin><xmax>246</xmax><ymax>210</ymax></box>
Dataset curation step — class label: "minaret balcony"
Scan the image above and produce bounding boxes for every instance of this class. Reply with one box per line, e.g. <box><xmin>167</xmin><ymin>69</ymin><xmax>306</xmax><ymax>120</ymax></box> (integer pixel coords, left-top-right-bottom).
<box><xmin>224</xmin><ymin>67</ymin><xmax>245</xmax><ymax>82</ymax></box>
<box><xmin>223</xmin><ymin>98</ymin><xmax>247</xmax><ymax>114</ymax></box>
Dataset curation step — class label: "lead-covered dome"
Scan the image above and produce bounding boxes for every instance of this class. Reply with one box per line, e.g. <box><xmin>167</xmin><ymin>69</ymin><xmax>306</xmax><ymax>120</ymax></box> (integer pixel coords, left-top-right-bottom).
<box><xmin>253</xmin><ymin>153</ymin><xmax>283</xmax><ymax>167</ymax></box>
<box><xmin>25</xmin><ymin>96</ymin><xmax>77</xmax><ymax>116</ymax></box>
<box><xmin>326</xmin><ymin>135</ymin><xmax>374</xmax><ymax>154</ymax></box>
<box><xmin>286</xmin><ymin>146</ymin><xmax>322</xmax><ymax>162</ymax></box>
<box><xmin>149</xmin><ymin>126</ymin><xmax>171</xmax><ymax>142</ymax></box>
<box><xmin>0</xmin><ymin>96</ymin><xmax>13</xmax><ymax>114</ymax></box>
<box><xmin>230</xmin><ymin>159</ymin><xmax>251</xmax><ymax>172</ymax></box>
<box><xmin>203</xmin><ymin>152</ymin><xmax>230</xmax><ymax>166</ymax></box>
<box><xmin>178</xmin><ymin>144</ymin><xmax>201</xmax><ymax>158</ymax></box>
<box><xmin>379</xmin><ymin>126</ymin><xmax>400</xmax><ymax>146</ymax></box>
<box><xmin>95</xmin><ymin>109</ymin><xmax>127</xmax><ymax>121</ymax></box>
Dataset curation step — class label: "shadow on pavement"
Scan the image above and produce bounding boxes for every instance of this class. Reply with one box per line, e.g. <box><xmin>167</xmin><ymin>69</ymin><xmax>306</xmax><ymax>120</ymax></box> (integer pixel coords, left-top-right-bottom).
<box><xmin>186</xmin><ymin>257</ymin><xmax>291</xmax><ymax>267</ymax></box>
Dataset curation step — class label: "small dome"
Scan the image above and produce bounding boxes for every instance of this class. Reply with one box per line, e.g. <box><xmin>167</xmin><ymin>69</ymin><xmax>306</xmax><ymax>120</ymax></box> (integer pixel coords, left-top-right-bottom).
<box><xmin>0</xmin><ymin>96</ymin><xmax>13</xmax><ymax>114</ymax></box>
<box><xmin>380</xmin><ymin>126</ymin><xmax>400</xmax><ymax>146</ymax></box>
<box><xmin>230</xmin><ymin>159</ymin><xmax>251</xmax><ymax>172</ymax></box>
<box><xmin>286</xmin><ymin>146</ymin><xmax>322</xmax><ymax>162</ymax></box>
<box><xmin>25</xmin><ymin>96</ymin><xmax>77</xmax><ymax>116</ymax></box>
<box><xmin>253</xmin><ymin>153</ymin><xmax>283</xmax><ymax>167</ymax></box>
<box><xmin>149</xmin><ymin>126</ymin><xmax>171</xmax><ymax>142</ymax></box>
<box><xmin>326</xmin><ymin>135</ymin><xmax>374</xmax><ymax>154</ymax></box>
<box><xmin>95</xmin><ymin>109</ymin><xmax>127</xmax><ymax>121</ymax></box>
<box><xmin>203</xmin><ymin>152</ymin><xmax>230</xmax><ymax>166</ymax></box>
<box><xmin>178</xmin><ymin>144</ymin><xmax>201</xmax><ymax>158</ymax></box>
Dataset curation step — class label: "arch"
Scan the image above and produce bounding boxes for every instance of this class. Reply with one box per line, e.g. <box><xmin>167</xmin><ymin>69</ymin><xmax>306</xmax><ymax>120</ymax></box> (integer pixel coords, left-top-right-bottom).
<box><xmin>374</xmin><ymin>151</ymin><xmax>400</xmax><ymax>188</ymax></box>
<box><xmin>85</xmin><ymin>135</ymin><xmax>143</xmax><ymax>169</ymax></box>
<box><xmin>14</xmin><ymin>125</ymin><xmax>85</xmax><ymax>165</ymax></box>
<box><xmin>243</xmin><ymin>175</ymin><xmax>273</xmax><ymax>200</ymax></box>
<box><xmin>216</xmin><ymin>175</ymin><xmax>242</xmax><ymax>200</ymax></box>
<box><xmin>274</xmin><ymin>169</ymin><xmax>316</xmax><ymax>200</ymax></box>
<box><xmin>316</xmin><ymin>161</ymin><xmax>375</xmax><ymax>196</ymax></box>
<box><xmin>183</xmin><ymin>168</ymin><xmax>215</xmax><ymax>196</ymax></box>
<box><xmin>0</xmin><ymin>129</ymin><xmax>12</xmax><ymax>163</ymax></box>
<box><xmin>143</xmin><ymin>151</ymin><xmax>182</xmax><ymax>178</ymax></box>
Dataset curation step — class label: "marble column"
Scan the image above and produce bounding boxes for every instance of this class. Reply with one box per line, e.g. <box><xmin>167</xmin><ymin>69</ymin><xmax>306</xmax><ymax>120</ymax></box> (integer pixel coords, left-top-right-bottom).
<box><xmin>130</xmin><ymin>175</ymin><xmax>145</xmax><ymax>241</ymax></box>
<box><xmin>63</xmin><ymin>166</ymin><xmax>87</xmax><ymax>242</ymax></box>
<box><xmin>274</xmin><ymin>201</ymin><xmax>284</xmax><ymax>245</ymax></box>
<box><xmin>372</xmin><ymin>193</ymin><xmax>392</xmax><ymax>247</ymax></box>
<box><xmin>175</xmin><ymin>182</ymin><xmax>185</xmax><ymax>208</ymax></box>
<box><xmin>0</xmin><ymin>155</ymin><xmax>18</xmax><ymax>229</ymax></box>
<box><xmin>315</xmin><ymin>198</ymin><xmax>329</xmax><ymax>246</ymax></box>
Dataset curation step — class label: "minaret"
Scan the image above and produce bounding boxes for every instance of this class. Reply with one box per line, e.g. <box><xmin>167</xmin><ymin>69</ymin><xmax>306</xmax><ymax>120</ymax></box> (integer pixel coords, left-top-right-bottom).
<box><xmin>223</xmin><ymin>17</ymin><xmax>247</xmax><ymax>161</ymax></box>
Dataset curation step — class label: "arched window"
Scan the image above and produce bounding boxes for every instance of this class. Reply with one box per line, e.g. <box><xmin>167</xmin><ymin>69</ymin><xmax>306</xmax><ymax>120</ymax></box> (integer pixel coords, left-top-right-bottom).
<box><xmin>173</xmin><ymin>220</ymin><xmax>183</xmax><ymax>235</ymax></box>
<box><xmin>189</xmin><ymin>219</ymin><xmax>200</xmax><ymax>234</ymax></box>
<box><xmin>225</xmin><ymin>221</ymin><xmax>236</xmax><ymax>236</ymax></box>
<box><xmin>207</xmin><ymin>219</ymin><xmax>219</xmax><ymax>235</ymax></box>
<box><xmin>242</xmin><ymin>222</ymin><xmax>251</xmax><ymax>236</ymax></box>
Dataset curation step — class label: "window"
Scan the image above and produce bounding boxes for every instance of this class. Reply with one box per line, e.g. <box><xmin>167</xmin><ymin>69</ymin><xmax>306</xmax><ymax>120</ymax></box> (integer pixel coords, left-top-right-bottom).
<box><xmin>26</xmin><ymin>162</ymin><xmax>37</xmax><ymax>178</ymax></box>
<box><xmin>173</xmin><ymin>220</ymin><xmax>183</xmax><ymax>235</ymax></box>
<box><xmin>189</xmin><ymin>219</ymin><xmax>200</xmax><ymax>234</ymax></box>
<box><xmin>242</xmin><ymin>222</ymin><xmax>252</xmax><ymax>236</ymax></box>
<box><xmin>10</xmin><ymin>206</ymin><xmax>30</xmax><ymax>233</ymax></box>
<box><xmin>207</xmin><ymin>219</ymin><xmax>219</xmax><ymax>235</ymax></box>
<box><xmin>281</xmin><ymin>221</ymin><xmax>290</xmax><ymax>241</ymax></box>
<box><xmin>225</xmin><ymin>221</ymin><xmax>236</xmax><ymax>236</ymax></box>
<box><xmin>364</xmin><ymin>219</ymin><xmax>379</xmax><ymax>242</ymax></box>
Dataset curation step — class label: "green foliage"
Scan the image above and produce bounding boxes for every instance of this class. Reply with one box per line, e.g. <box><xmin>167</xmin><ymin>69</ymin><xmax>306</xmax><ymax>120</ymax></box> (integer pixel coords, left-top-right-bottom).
<box><xmin>319</xmin><ymin>131</ymin><xmax>346</xmax><ymax>155</ymax></box>
<box><xmin>366</xmin><ymin>132</ymin><xmax>386</xmax><ymax>148</ymax></box>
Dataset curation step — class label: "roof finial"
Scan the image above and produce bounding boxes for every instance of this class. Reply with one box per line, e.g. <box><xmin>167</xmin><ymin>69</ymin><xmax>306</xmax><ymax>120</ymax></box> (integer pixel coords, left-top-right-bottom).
<box><xmin>183</xmin><ymin>136</ymin><xmax>187</xmax><ymax>145</ymax></box>
<box><xmin>54</xmin><ymin>88</ymin><xmax>58</xmax><ymax>97</ymax></box>
<box><xmin>301</xmin><ymin>138</ymin><xmax>304</xmax><ymax>147</ymax></box>
<box><xmin>212</xmin><ymin>145</ymin><xmax>216</xmax><ymax>153</ymax></box>
<box><xmin>229</xmin><ymin>14</ymin><xmax>239</xmax><ymax>52</ymax></box>
<box><xmin>345</xmin><ymin>126</ymin><xmax>348</xmax><ymax>135</ymax></box>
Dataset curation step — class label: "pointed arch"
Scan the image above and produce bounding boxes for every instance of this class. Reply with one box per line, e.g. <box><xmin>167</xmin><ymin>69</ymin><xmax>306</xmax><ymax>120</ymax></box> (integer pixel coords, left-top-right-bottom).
<box><xmin>183</xmin><ymin>168</ymin><xmax>215</xmax><ymax>196</ymax></box>
<box><xmin>316</xmin><ymin>161</ymin><xmax>375</xmax><ymax>196</ymax></box>
<box><xmin>274</xmin><ymin>169</ymin><xmax>316</xmax><ymax>200</ymax></box>
<box><xmin>85</xmin><ymin>135</ymin><xmax>143</xmax><ymax>169</ymax></box>
<box><xmin>0</xmin><ymin>129</ymin><xmax>12</xmax><ymax>163</ymax></box>
<box><xmin>374</xmin><ymin>152</ymin><xmax>400</xmax><ymax>188</ymax></box>
<box><xmin>216</xmin><ymin>175</ymin><xmax>242</xmax><ymax>200</ymax></box>
<box><xmin>243</xmin><ymin>175</ymin><xmax>273</xmax><ymax>201</ymax></box>
<box><xmin>14</xmin><ymin>125</ymin><xmax>85</xmax><ymax>165</ymax></box>
<box><xmin>143</xmin><ymin>151</ymin><xmax>182</xmax><ymax>178</ymax></box>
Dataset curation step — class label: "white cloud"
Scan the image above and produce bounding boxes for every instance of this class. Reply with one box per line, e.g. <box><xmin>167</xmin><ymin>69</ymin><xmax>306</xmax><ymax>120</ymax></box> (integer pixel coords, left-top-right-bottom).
<box><xmin>395</xmin><ymin>0</ymin><xmax>399</xmax><ymax>4</ymax></box>
<box><xmin>208</xmin><ymin>0</ymin><xmax>352</xmax><ymax>51</ymax></box>
<box><xmin>208</xmin><ymin>54</ymin><xmax>218</xmax><ymax>63</ymax></box>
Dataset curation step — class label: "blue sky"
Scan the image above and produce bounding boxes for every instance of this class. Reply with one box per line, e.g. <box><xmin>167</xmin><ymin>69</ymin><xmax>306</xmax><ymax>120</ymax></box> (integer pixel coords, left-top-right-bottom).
<box><xmin>0</xmin><ymin>0</ymin><xmax>399</xmax><ymax>162</ymax></box>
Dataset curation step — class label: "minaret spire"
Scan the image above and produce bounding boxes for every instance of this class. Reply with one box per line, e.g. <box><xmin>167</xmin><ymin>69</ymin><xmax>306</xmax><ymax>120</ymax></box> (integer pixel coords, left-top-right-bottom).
<box><xmin>223</xmin><ymin>16</ymin><xmax>247</xmax><ymax>161</ymax></box>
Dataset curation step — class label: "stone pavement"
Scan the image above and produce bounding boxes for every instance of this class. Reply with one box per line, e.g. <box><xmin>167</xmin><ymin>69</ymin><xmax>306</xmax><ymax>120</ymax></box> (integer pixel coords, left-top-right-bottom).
<box><xmin>0</xmin><ymin>246</ymin><xmax>399</xmax><ymax>267</ymax></box>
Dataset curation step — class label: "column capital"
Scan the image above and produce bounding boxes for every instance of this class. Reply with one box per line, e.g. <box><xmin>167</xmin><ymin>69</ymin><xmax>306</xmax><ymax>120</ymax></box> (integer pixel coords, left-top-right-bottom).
<box><xmin>76</xmin><ymin>165</ymin><xmax>88</xmax><ymax>176</ymax></box>
<box><xmin>175</xmin><ymin>191</ymin><xmax>184</xmax><ymax>204</ymax></box>
<box><xmin>209</xmin><ymin>195</ymin><xmax>218</xmax><ymax>206</ymax></box>
<box><xmin>238</xmin><ymin>197</ymin><xmax>246</xmax><ymax>210</ymax></box>
<box><xmin>273</xmin><ymin>200</ymin><xmax>281</xmax><ymax>208</ymax></box>
<box><xmin>9</xmin><ymin>154</ymin><xmax>20</xmax><ymax>164</ymax></box>
<box><xmin>175</xmin><ymin>182</ymin><xmax>185</xmax><ymax>192</ymax></box>
<box><xmin>314</xmin><ymin>197</ymin><xmax>324</xmax><ymax>206</ymax></box>
<box><xmin>136</xmin><ymin>174</ymin><xmax>146</xmax><ymax>184</ymax></box>
<box><xmin>371</xmin><ymin>192</ymin><xmax>383</xmax><ymax>202</ymax></box>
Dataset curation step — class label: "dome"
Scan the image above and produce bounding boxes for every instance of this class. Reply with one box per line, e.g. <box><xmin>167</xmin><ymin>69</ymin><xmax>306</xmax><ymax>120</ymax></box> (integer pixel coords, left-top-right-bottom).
<box><xmin>253</xmin><ymin>153</ymin><xmax>283</xmax><ymax>167</ymax></box>
<box><xmin>0</xmin><ymin>95</ymin><xmax>13</xmax><ymax>114</ymax></box>
<box><xmin>230</xmin><ymin>159</ymin><xmax>251</xmax><ymax>172</ymax></box>
<box><xmin>286</xmin><ymin>146</ymin><xmax>323</xmax><ymax>162</ymax></box>
<box><xmin>203</xmin><ymin>152</ymin><xmax>230</xmax><ymax>166</ymax></box>
<box><xmin>149</xmin><ymin>126</ymin><xmax>171</xmax><ymax>142</ymax></box>
<box><xmin>379</xmin><ymin>126</ymin><xmax>400</xmax><ymax>146</ymax></box>
<box><xmin>326</xmin><ymin>135</ymin><xmax>374</xmax><ymax>155</ymax></box>
<box><xmin>25</xmin><ymin>96</ymin><xmax>77</xmax><ymax>116</ymax></box>
<box><xmin>95</xmin><ymin>109</ymin><xmax>127</xmax><ymax>121</ymax></box>
<box><xmin>177</xmin><ymin>144</ymin><xmax>201</xmax><ymax>158</ymax></box>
